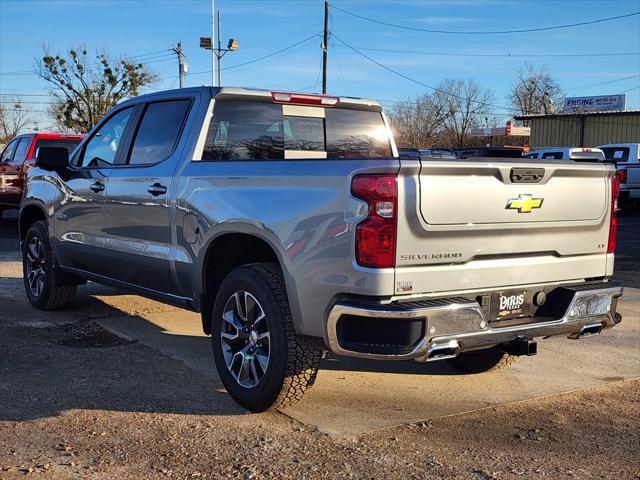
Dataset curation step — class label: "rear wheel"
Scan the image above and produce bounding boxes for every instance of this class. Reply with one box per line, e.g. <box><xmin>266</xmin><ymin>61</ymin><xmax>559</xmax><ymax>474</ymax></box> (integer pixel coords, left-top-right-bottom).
<box><xmin>447</xmin><ymin>346</ymin><xmax>518</xmax><ymax>374</ymax></box>
<box><xmin>211</xmin><ymin>263</ymin><xmax>322</xmax><ymax>412</ymax></box>
<box><xmin>22</xmin><ymin>221</ymin><xmax>76</xmax><ymax>310</ymax></box>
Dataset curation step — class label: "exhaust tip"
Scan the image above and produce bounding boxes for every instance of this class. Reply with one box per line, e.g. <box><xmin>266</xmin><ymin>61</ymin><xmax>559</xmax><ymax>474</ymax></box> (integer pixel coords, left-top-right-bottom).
<box><xmin>426</xmin><ymin>340</ymin><xmax>460</xmax><ymax>362</ymax></box>
<box><xmin>569</xmin><ymin>322</ymin><xmax>604</xmax><ymax>339</ymax></box>
<box><xmin>580</xmin><ymin>323</ymin><xmax>603</xmax><ymax>338</ymax></box>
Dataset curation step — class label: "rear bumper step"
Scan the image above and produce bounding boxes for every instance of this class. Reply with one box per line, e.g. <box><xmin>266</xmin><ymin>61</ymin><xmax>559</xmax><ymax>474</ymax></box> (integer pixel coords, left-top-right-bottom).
<box><xmin>326</xmin><ymin>282</ymin><xmax>622</xmax><ymax>361</ymax></box>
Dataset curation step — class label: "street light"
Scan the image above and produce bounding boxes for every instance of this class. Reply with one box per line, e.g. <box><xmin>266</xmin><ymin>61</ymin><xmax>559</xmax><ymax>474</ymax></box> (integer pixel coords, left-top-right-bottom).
<box><xmin>199</xmin><ymin>11</ymin><xmax>239</xmax><ymax>86</ymax></box>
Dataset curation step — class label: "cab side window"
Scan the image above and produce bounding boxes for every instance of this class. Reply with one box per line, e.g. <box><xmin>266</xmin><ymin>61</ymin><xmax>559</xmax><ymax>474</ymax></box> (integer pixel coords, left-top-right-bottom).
<box><xmin>13</xmin><ymin>136</ymin><xmax>32</xmax><ymax>163</ymax></box>
<box><xmin>78</xmin><ymin>107</ymin><xmax>134</xmax><ymax>168</ymax></box>
<box><xmin>127</xmin><ymin>100</ymin><xmax>191</xmax><ymax>166</ymax></box>
<box><xmin>1</xmin><ymin>138</ymin><xmax>19</xmax><ymax>163</ymax></box>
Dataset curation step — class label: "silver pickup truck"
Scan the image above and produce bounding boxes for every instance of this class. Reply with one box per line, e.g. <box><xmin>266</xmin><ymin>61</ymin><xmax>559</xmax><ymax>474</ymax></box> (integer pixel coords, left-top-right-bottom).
<box><xmin>20</xmin><ymin>87</ymin><xmax>623</xmax><ymax>411</ymax></box>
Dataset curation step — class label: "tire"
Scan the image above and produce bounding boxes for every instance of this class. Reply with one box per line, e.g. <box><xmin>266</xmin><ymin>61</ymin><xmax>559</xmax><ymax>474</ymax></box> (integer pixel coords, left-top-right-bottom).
<box><xmin>22</xmin><ymin>220</ymin><xmax>76</xmax><ymax>310</ymax></box>
<box><xmin>211</xmin><ymin>263</ymin><xmax>322</xmax><ymax>412</ymax></box>
<box><xmin>447</xmin><ymin>346</ymin><xmax>518</xmax><ymax>374</ymax></box>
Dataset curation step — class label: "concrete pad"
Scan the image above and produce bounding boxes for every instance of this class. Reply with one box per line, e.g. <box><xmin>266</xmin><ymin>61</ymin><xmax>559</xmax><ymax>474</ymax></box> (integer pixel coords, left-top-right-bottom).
<box><xmin>94</xmin><ymin>287</ymin><xmax>640</xmax><ymax>436</ymax></box>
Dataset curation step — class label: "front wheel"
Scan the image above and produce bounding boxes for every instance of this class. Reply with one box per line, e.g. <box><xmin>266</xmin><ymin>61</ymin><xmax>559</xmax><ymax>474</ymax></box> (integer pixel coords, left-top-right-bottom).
<box><xmin>447</xmin><ymin>346</ymin><xmax>518</xmax><ymax>374</ymax></box>
<box><xmin>211</xmin><ymin>263</ymin><xmax>322</xmax><ymax>412</ymax></box>
<box><xmin>22</xmin><ymin>221</ymin><xmax>76</xmax><ymax>310</ymax></box>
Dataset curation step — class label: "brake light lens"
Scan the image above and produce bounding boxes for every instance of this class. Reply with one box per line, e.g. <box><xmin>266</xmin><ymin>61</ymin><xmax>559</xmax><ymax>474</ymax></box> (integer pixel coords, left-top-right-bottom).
<box><xmin>351</xmin><ymin>174</ymin><xmax>397</xmax><ymax>268</ymax></box>
<box><xmin>616</xmin><ymin>168</ymin><xmax>627</xmax><ymax>184</ymax></box>
<box><xmin>608</xmin><ymin>173</ymin><xmax>620</xmax><ymax>253</ymax></box>
<box><xmin>271</xmin><ymin>91</ymin><xmax>339</xmax><ymax>106</ymax></box>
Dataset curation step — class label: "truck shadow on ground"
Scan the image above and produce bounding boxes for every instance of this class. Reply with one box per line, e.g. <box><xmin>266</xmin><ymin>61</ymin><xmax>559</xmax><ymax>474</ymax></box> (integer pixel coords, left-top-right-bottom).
<box><xmin>0</xmin><ymin>273</ymin><xmax>468</xmax><ymax>424</ymax></box>
<box><xmin>0</xmin><ymin>287</ymin><xmax>248</xmax><ymax>421</ymax></box>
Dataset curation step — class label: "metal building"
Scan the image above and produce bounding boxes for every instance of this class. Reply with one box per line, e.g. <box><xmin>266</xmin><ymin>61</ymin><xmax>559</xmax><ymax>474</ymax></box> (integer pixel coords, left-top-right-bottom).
<box><xmin>515</xmin><ymin>111</ymin><xmax>640</xmax><ymax>148</ymax></box>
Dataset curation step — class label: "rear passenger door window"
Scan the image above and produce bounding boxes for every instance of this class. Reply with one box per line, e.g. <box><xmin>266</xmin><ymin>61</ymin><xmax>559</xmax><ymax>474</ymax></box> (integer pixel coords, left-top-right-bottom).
<box><xmin>127</xmin><ymin>100</ymin><xmax>191</xmax><ymax>165</ymax></box>
<box><xmin>79</xmin><ymin>107</ymin><xmax>134</xmax><ymax>168</ymax></box>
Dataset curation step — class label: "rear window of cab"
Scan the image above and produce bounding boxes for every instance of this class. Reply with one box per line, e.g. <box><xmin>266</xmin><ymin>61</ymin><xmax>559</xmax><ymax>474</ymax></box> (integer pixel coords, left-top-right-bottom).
<box><xmin>202</xmin><ymin>100</ymin><xmax>392</xmax><ymax>161</ymax></box>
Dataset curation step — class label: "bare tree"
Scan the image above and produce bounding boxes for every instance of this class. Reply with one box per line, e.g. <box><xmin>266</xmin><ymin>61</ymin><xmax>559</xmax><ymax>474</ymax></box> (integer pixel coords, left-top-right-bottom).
<box><xmin>0</xmin><ymin>98</ymin><xmax>32</xmax><ymax>144</ymax></box>
<box><xmin>435</xmin><ymin>78</ymin><xmax>496</xmax><ymax>148</ymax></box>
<box><xmin>35</xmin><ymin>46</ymin><xmax>158</xmax><ymax>133</ymax></box>
<box><xmin>509</xmin><ymin>63</ymin><xmax>563</xmax><ymax>122</ymax></box>
<box><xmin>388</xmin><ymin>93</ymin><xmax>448</xmax><ymax>148</ymax></box>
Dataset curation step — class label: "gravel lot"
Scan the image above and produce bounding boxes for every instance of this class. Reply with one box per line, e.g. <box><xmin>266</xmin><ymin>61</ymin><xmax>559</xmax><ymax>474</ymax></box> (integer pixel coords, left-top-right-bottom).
<box><xmin>1</xmin><ymin>210</ymin><xmax>639</xmax><ymax>479</ymax></box>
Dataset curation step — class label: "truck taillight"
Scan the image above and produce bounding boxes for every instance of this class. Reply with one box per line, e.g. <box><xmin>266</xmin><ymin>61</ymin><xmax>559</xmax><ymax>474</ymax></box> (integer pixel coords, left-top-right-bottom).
<box><xmin>351</xmin><ymin>174</ymin><xmax>397</xmax><ymax>268</ymax></box>
<box><xmin>608</xmin><ymin>173</ymin><xmax>620</xmax><ymax>253</ymax></box>
<box><xmin>616</xmin><ymin>168</ymin><xmax>627</xmax><ymax>184</ymax></box>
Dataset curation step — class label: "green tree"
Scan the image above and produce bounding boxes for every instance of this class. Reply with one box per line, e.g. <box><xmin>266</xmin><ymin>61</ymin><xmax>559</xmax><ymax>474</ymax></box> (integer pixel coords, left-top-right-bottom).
<box><xmin>35</xmin><ymin>47</ymin><xmax>158</xmax><ymax>132</ymax></box>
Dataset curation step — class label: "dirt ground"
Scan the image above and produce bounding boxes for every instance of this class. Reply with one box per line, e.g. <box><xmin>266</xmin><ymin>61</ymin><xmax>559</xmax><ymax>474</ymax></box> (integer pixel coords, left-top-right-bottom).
<box><xmin>1</xmin><ymin>315</ymin><xmax>638</xmax><ymax>479</ymax></box>
<box><xmin>1</xmin><ymin>210</ymin><xmax>639</xmax><ymax>479</ymax></box>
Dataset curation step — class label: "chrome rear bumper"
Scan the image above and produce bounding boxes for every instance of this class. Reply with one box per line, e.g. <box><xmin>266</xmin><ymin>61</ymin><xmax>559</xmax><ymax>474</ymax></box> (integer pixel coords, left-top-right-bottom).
<box><xmin>326</xmin><ymin>283</ymin><xmax>623</xmax><ymax>362</ymax></box>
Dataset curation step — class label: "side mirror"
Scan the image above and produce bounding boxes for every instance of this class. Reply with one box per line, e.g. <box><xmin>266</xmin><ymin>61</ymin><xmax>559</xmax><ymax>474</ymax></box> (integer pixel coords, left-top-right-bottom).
<box><xmin>36</xmin><ymin>147</ymin><xmax>69</xmax><ymax>171</ymax></box>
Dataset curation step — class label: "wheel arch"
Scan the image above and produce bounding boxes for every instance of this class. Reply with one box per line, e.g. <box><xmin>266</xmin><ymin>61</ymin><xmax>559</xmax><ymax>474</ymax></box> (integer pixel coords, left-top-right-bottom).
<box><xmin>19</xmin><ymin>203</ymin><xmax>48</xmax><ymax>242</ymax></box>
<box><xmin>199</xmin><ymin>229</ymin><xmax>298</xmax><ymax>335</ymax></box>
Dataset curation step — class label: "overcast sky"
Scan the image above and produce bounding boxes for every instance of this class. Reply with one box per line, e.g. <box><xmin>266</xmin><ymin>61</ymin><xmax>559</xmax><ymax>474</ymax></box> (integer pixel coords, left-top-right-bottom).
<box><xmin>1</xmin><ymin>0</ymin><xmax>639</xmax><ymax>129</ymax></box>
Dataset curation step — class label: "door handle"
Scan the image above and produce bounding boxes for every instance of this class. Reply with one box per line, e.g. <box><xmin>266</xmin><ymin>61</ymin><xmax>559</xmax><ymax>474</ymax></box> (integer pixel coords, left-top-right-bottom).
<box><xmin>90</xmin><ymin>181</ymin><xmax>105</xmax><ymax>193</ymax></box>
<box><xmin>147</xmin><ymin>183</ymin><xmax>167</xmax><ymax>196</ymax></box>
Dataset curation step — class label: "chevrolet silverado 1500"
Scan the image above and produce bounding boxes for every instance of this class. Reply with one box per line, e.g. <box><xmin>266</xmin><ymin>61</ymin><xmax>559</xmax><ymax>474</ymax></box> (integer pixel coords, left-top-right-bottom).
<box><xmin>20</xmin><ymin>87</ymin><xmax>623</xmax><ymax>411</ymax></box>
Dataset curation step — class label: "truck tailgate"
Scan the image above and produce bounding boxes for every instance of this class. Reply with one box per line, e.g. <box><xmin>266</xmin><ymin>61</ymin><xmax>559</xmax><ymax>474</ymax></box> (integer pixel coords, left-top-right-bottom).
<box><xmin>394</xmin><ymin>158</ymin><xmax>615</xmax><ymax>295</ymax></box>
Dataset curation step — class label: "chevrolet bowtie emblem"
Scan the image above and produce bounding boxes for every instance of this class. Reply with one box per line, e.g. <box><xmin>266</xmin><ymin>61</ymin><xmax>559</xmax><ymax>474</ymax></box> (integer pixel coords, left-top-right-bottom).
<box><xmin>506</xmin><ymin>194</ymin><xmax>543</xmax><ymax>213</ymax></box>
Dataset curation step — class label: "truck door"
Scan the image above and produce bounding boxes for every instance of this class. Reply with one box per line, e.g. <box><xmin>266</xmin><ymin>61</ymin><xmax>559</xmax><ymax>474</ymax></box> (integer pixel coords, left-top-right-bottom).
<box><xmin>54</xmin><ymin>107</ymin><xmax>135</xmax><ymax>275</ymax></box>
<box><xmin>103</xmin><ymin>98</ymin><xmax>193</xmax><ymax>295</ymax></box>
<box><xmin>0</xmin><ymin>136</ymin><xmax>31</xmax><ymax>206</ymax></box>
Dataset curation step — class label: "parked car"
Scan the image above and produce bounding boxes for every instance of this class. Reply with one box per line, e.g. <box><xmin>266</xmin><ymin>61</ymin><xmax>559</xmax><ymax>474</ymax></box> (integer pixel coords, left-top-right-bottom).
<box><xmin>598</xmin><ymin>143</ymin><xmax>640</xmax><ymax>211</ymax></box>
<box><xmin>453</xmin><ymin>146</ymin><xmax>524</xmax><ymax>159</ymax></box>
<box><xmin>525</xmin><ymin>147</ymin><xmax>605</xmax><ymax>161</ymax></box>
<box><xmin>20</xmin><ymin>87</ymin><xmax>623</xmax><ymax>411</ymax></box>
<box><xmin>0</xmin><ymin>132</ymin><xmax>84</xmax><ymax>216</ymax></box>
<box><xmin>398</xmin><ymin>148</ymin><xmax>456</xmax><ymax>160</ymax></box>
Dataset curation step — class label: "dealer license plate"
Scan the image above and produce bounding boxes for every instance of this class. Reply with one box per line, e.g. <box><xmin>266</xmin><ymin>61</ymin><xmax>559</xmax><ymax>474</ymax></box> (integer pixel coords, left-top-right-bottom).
<box><xmin>491</xmin><ymin>289</ymin><xmax>530</xmax><ymax>321</ymax></box>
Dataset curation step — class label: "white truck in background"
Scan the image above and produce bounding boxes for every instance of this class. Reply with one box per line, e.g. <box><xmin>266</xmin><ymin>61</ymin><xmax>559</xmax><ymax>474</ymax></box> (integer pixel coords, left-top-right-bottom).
<box><xmin>599</xmin><ymin>143</ymin><xmax>640</xmax><ymax>211</ymax></box>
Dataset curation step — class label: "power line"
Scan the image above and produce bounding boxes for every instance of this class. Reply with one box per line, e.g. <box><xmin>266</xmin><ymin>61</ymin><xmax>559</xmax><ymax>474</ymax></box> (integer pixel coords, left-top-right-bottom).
<box><xmin>334</xmin><ymin>45</ymin><xmax>640</xmax><ymax>59</ymax></box>
<box><xmin>330</xmin><ymin>4</ymin><xmax>640</xmax><ymax>35</ymax></box>
<box><xmin>618</xmin><ymin>85</ymin><xmax>640</xmax><ymax>95</ymax></box>
<box><xmin>331</xmin><ymin>33</ymin><xmax>512</xmax><ymax>113</ymax></box>
<box><xmin>0</xmin><ymin>50</ymin><xmax>174</xmax><ymax>76</ymax></box>
<box><xmin>566</xmin><ymin>74</ymin><xmax>640</xmax><ymax>93</ymax></box>
<box><xmin>223</xmin><ymin>33</ymin><xmax>321</xmax><ymax>71</ymax></box>
<box><xmin>180</xmin><ymin>33</ymin><xmax>320</xmax><ymax>80</ymax></box>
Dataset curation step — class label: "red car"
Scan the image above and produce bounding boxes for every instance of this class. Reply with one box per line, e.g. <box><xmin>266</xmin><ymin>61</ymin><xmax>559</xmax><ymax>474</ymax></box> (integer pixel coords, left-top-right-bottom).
<box><xmin>0</xmin><ymin>132</ymin><xmax>84</xmax><ymax>217</ymax></box>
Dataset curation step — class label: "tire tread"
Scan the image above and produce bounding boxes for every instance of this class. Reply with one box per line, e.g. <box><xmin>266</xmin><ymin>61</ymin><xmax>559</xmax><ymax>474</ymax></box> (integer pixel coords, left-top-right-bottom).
<box><xmin>245</xmin><ymin>263</ymin><xmax>322</xmax><ymax>409</ymax></box>
<box><xmin>23</xmin><ymin>221</ymin><xmax>76</xmax><ymax>310</ymax></box>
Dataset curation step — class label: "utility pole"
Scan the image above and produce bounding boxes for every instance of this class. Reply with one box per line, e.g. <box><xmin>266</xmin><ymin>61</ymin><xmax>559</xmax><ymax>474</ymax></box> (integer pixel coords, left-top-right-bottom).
<box><xmin>217</xmin><ymin>10</ymin><xmax>222</xmax><ymax>87</ymax></box>
<box><xmin>200</xmin><ymin>4</ymin><xmax>239</xmax><ymax>88</ymax></box>
<box><xmin>211</xmin><ymin>0</ymin><xmax>216</xmax><ymax>86</ymax></box>
<box><xmin>172</xmin><ymin>42</ymin><xmax>187</xmax><ymax>88</ymax></box>
<box><xmin>322</xmin><ymin>0</ymin><xmax>329</xmax><ymax>94</ymax></box>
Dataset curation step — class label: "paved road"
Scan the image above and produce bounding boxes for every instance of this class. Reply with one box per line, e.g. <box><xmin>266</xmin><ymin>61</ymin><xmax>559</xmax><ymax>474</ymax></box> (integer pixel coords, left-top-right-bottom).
<box><xmin>0</xmin><ymin>208</ymin><xmax>638</xmax><ymax>435</ymax></box>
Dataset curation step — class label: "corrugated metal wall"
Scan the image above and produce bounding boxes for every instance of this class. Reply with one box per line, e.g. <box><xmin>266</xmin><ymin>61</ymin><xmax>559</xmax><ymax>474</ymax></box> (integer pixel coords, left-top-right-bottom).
<box><xmin>530</xmin><ymin>113</ymin><xmax>640</xmax><ymax>147</ymax></box>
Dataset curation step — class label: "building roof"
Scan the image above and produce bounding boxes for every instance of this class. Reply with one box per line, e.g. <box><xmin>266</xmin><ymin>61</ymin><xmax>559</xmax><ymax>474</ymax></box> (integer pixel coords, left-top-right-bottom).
<box><xmin>514</xmin><ymin>110</ymin><xmax>640</xmax><ymax>120</ymax></box>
